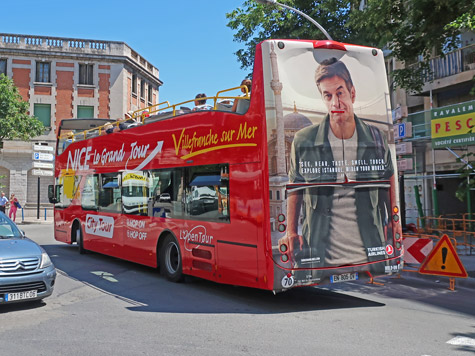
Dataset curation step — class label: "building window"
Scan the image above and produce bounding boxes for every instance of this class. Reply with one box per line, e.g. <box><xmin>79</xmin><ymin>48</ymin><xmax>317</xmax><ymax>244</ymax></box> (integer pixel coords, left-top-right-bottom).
<box><xmin>79</xmin><ymin>64</ymin><xmax>94</xmax><ymax>85</ymax></box>
<box><xmin>148</xmin><ymin>85</ymin><xmax>153</xmax><ymax>104</ymax></box>
<box><xmin>132</xmin><ymin>74</ymin><xmax>137</xmax><ymax>95</ymax></box>
<box><xmin>140</xmin><ymin>80</ymin><xmax>145</xmax><ymax>100</ymax></box>
<box><xmin>36</xmin><ymin>62</ymin><xmax>50</xmax><ymax>83</ymax></box>
<box><xmin>269</xmin><ymin>190</ymin><xmax>272</xmax><ymax>200</ymax></box>
<box><xmin>276</xmin><ymin>190</ymin><xmax>280</xmax><ymax>200</ymax></box>
<box><xmin>77</xmin><ymin>105</ymin><xmax>94</xmax><ymax>118</ymax></box>
<box><xmin>0</xmin><ymin>59</ymin><xmax>6</xmax><ymax>76</ymax></box>
<box><xmin>33</xmin><ymin>103</ymin><xmax>51</xmax><ymax>127</ymax></box>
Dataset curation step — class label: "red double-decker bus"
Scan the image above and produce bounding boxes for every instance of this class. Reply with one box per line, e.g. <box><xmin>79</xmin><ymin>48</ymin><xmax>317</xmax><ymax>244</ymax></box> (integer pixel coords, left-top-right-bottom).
<box><xmin>49</xmin><ymin>38</ymin><xmax>403</xmax><ymax>292</ymax></box>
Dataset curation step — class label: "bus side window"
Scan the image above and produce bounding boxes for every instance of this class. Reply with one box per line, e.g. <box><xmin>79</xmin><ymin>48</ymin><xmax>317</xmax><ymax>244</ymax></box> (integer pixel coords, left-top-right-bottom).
<box><xmin>149</xmin><ymin>168</ymin><xmax>183</xmax><ymax>219</ymax></box>
<box><xmin>184</xmin><ymin>164</ymin><xmax>229</xmax><ymax>222</ymax></box>
<box><xmin>82</xmin><ymin>175</ymin><xmax>100</xmax><ymax>211</ymax></box>
<box><xmin>99</xmin><ymin>173</ymin><xmax>122</xmax><ymax>213</ymax></box>
<box><xmin>122</xmin><ymin>171</ymin><xmax>149</xmax><ymax>216</ymax></box>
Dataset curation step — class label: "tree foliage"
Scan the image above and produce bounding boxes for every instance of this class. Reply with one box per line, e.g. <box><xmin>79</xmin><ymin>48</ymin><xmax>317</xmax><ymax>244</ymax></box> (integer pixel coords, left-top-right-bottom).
<box><xmin>226</xmin><ymin>0</ymin><xmax>356</xmax><ymax>71</ymax></box>
<box><xmin>226</xmin><ymin>0</ymin><xmax>475</xmax><ymax>92</ymax></box>
<box><xmin>0</xmin><ymin>74</ymin><xmax>44</xmax><ymax>142</ymax></box>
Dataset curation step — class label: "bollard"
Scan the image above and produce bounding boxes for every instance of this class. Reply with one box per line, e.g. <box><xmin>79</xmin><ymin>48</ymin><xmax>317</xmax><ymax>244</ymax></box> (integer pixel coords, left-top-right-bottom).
<box><xmin>44</xmin><ymin>208</ymin><xmax>47</xmax><ymax>221</ymax></box>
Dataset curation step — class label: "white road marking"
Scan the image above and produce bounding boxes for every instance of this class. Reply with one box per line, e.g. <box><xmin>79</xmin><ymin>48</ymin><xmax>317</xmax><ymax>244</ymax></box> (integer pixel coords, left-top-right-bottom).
<box><xmin>447</xmin><ymin>336</ymin><xmax>475</xmax><ymax>347</ymax></box>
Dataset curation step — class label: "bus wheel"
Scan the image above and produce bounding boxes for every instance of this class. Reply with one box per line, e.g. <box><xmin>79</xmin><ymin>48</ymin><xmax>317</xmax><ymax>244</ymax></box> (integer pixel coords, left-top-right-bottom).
<box><xmin>75</xmin><ymin>226</ymin><xmax>87</xmax><ymax>255</ymax></box>
<box><xmin>159</xmin><ymin>235</ymin><xmax>183</xmax><ymax>282</ymax></box>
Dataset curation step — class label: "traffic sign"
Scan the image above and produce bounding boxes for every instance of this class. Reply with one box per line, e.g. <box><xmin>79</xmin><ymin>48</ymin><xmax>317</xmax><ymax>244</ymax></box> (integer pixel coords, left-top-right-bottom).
<box><xmin>33</xmin><ymin>162</ymin><xmax>54</xmax><ymax>169</ymax></box>
<box><xmin>394</xmin><ymin>122</ymin><xmax>413</xmax><ymax>139</ymax></box>
<box><xmin>32</xmin><ymin>152</ymin><xmax>54</xmax><ymax>162</ymax></box>
<box><xmin>418</xmin><ymin>234</ymin><xmax>468</xmax><ymax>278</ymax></box>
<box><xmin>403</xmin><ymin>237</ymin><xmax>433</xmax><ymax>264</ymax></box>
<box><xmin>33</xmin><ymin>144</ymin><xmax>54</xmax><ymax>152</ymax></box>
<box><xmin>32</xmin><ymin>169</ymin><xmax>54</xmax><ymax>176</ymax></box>
<box><xmin>396</xmin><ymin>142</ymin><xmax>413</xmax><ymax>155</ymax></box>
<box><xmin>397</xmin><ymin>158</ymin><xmax>413</xmax><ymax>171</ymax></box>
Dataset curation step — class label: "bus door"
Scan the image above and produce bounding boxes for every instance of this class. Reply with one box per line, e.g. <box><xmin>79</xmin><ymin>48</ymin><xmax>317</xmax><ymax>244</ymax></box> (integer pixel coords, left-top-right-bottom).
<box><xmin>182</xmin><ymin>165</ymin><xmax>230</xmax><ymax>279</ymax></box>
<box><xmin>121</xmin><ymin>171</ymin><xmax>156</xmax><ymax>265</ymax></box>
<box><xmin>82</xmin><ymin>173</ymin><xmax>123</xmax><ymax>256</ymax></box>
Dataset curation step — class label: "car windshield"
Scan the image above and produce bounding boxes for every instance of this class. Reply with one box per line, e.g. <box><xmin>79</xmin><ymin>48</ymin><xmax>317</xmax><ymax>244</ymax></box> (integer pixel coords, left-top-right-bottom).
<box><xmin>0</xmin><ymin>213</ymin><xmax>22</xmax><ymax>239</ymax></box>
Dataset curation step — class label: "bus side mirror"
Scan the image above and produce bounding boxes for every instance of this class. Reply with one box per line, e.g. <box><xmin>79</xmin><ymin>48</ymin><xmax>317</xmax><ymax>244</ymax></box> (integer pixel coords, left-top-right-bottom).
<box><xmin>48</xmin><ymin>185</ymin><xmax>57</xmax><ymax>204</ymax></box>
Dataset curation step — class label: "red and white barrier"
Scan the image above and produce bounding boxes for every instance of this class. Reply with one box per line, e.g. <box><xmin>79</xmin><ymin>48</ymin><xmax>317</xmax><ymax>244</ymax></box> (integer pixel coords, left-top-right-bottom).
<box><xmin>403</xmin><ymin>237</ymin><xmax>433</xmax><ymax>264</ymax></box>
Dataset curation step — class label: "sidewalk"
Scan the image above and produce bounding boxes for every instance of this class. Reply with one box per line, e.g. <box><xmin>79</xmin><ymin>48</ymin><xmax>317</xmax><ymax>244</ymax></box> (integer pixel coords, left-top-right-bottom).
<box><xmin>16</xmin><ymin>216</ymin><xmax>53</xmax><ymax>225</ymax></box>
<box><xmin>402</xmin><ymin>252</ymin><xmax>475</xmax><ymax>290</ymax></box>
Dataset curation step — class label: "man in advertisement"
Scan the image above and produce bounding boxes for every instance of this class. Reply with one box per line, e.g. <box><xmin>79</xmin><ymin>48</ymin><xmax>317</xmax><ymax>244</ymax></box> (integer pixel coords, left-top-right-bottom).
<box><xmin>280</xmin><ymin>57</ymin><xmax>394</xmax><ymax>281</ymax></box>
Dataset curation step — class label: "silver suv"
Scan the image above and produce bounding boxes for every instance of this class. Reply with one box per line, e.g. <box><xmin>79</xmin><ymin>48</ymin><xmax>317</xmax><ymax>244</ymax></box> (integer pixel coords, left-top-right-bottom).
<box><xmin>0</xmin><ymin>212</ymin><xmax>56</xmax><ymax>304</ymax></box>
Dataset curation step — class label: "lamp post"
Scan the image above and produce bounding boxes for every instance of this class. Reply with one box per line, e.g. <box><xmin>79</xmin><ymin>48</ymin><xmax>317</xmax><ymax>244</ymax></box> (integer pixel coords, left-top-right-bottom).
<box><xmin>254</xmin><ymin>0</ymin><xmax>333</xmax><ymax>41</ymax></box>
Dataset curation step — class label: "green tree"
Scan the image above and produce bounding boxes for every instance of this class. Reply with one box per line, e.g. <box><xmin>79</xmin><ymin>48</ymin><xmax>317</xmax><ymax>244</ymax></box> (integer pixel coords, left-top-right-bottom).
<box><xmin>226</xmin><ymin>0</ymin><xmax>475</xmax><ymax>92</ymax></box>
<box><xmin>226</xmin><ymin>0</ymin><xmax>356</xmax><ymax>72</ymax></box>
<box><xmin>0</xmin><ymin>74</ymin><xmax>44</xmax><ymax>143</ymax></box>
<box><xmin>349</xmin><ymin>0</ymin><xmax>475</xmax><ymax>92</ymax></box>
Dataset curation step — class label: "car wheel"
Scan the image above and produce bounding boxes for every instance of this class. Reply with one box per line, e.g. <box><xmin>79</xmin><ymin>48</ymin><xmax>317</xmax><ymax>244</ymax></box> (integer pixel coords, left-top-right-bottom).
<box><xmin>76</xmin><ymin>226</ymin><xmax>87</xmax><ymax>255</ymax></box>
<box><xmin>159</xmin><ymin>235</ymin><xmax>183</xmax><ymax>282</ymax></box>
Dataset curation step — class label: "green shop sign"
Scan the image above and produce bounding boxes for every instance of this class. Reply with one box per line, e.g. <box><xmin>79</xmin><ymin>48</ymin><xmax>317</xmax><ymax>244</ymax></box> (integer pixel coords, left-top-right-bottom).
<box><xmin>431</xmin><ymin>100</ymin><xmax>475</xmax><ymax>148</ymax></box>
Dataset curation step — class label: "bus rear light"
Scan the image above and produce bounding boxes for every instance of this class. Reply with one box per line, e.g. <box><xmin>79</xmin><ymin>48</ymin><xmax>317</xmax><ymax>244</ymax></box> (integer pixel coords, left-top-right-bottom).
<box><xmin>393</xmin><ymin>206</ymin><xmax>399</xmax><ymax>214</ymax></box>
<box><xmin>281</xmin><ymin>254</ymin><xmax>289</xmax><ymax>263</ymax></box>
<box><xmin>393</xmin><ymin>214</ymin><xmax>399</xmax><ymax>222</ymax></box>
<box><xmin>279</xmin><ymin>244</ymin><xmax>288</xmax><ymax>253</ymax></box>
<box><xmin>313</xmin><ymin>40</ymin><xmax>346</xmax><ymax>51</ymax></box>
<box><xmin>396</xmin><ymin>241</ymin><xmax>402</xmax><ymax>250</ymax></box>
<box><xmin>395</xmin><ymin>232</ymin><xmax>401</xmax><ymax>241</ymax></box>
<box><xmin>278</xmin><ymin>224</ymin><xmax>286</xmax><ymax>233</ymax></box>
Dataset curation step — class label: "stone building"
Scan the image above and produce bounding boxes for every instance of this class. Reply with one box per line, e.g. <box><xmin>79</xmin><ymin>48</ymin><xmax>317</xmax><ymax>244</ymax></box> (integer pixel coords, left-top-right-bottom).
<box><xmin>387</xmin><ymin>31</ymin><xmax>475</xmax><ymax>223</ymax></box>
<box><xmin>0</xmin><ymin>33</ymin><xmax>162</xmax><ymax>218</ymax></box>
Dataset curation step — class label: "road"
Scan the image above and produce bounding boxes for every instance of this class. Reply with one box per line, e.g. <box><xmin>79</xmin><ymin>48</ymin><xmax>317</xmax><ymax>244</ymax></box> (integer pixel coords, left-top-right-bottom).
<box><xmin>1</xmin><ymin>224</ymin><xmax>474</xmax><ymax>356</ymax></box>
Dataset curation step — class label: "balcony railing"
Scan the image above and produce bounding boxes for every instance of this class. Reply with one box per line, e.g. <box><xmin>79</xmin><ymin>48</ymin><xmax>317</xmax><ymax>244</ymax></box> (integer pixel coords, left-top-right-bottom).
<box><xmin>409</xmin><ymin>44</ymin><xmax>475</xmax><ymax>83</ymax></box>
<box><xmin>0</xmin><ymin>33</ymin><xmax>159</xmax><ymax>77</ymax></box>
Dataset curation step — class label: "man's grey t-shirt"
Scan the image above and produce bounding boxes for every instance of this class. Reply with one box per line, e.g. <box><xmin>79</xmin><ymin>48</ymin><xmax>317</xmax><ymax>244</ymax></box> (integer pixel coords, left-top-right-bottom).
<box><xmin>325</xmin><ymin>127</ymin><xmax>367</xmax><ymax>265</ymax></box>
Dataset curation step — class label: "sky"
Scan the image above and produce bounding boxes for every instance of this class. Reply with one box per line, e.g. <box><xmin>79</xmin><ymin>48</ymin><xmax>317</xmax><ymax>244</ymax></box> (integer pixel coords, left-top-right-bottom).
<box><xmin>2</xmin><ymin>0</ymin><xmax>250</xmax><ymax>106</ymax></box>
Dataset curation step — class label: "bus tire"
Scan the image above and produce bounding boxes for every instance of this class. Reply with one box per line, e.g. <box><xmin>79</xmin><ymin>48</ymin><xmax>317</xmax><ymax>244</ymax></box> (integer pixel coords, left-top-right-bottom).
<box><xmin>75</xmin><ymin>225</ymin><xmax>87</xmax><ymax>255</ymax></box>
<box><xmin>159</xmin><ymin>234</ymin><xmax>183</xmax><ymax>282</ymax></box>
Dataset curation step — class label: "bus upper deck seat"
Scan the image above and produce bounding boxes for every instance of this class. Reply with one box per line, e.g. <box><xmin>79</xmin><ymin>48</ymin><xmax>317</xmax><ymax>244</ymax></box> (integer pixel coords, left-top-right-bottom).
<box><xmin>144</xmin><ymin>111</ymin><xmax>174</xmax><ymax>124</ymax></box>
<box><xmin>236</xmin><ymin>99</ymin><xmax>250</xmax><ymax>114</ymax></box>
<box><xmin>217</xmin><ymin>102</ymin><xmax>232</xmax><ymax>112</ymax></box>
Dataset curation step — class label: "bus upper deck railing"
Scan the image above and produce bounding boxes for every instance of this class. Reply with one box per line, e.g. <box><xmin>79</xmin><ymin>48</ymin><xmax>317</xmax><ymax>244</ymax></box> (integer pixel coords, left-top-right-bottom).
<box><xmin>58</xmin><ymin>85</ymin><xmax>250</xmax><ymax>143</ymax></box>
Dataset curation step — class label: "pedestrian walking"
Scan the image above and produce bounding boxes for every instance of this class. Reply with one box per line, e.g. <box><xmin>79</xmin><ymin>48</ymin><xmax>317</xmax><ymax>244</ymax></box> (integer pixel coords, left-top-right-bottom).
<box><xmin>9</xmin><ymin>194</ymin><xmax>20</xmax><ymax>222</ymax></box>
<box><xmin>0</xmin><ymin>192</ymin><xmax>8</xmax><ymax>213</ymax></box>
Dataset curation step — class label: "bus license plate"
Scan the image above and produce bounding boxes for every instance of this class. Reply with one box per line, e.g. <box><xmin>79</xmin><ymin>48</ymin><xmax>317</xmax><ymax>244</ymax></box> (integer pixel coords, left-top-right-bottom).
<box><xmin>330</xmin><ymin>272</ymin><xmax>358</xmax><ymax>283</ymax></box>
<box><xmin>5</xmin><ymin>290</ymin><xmax>37</xmax><ymax>302</ymax></box>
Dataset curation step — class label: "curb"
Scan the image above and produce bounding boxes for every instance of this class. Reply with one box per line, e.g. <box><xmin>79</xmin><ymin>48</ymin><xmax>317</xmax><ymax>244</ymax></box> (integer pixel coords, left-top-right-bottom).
<box><xmin>401</xmin><ymin>270</ymin><xmax>475</xmax><ymax>290</ymax></box>
<box><xmin>17</xmin><ymin>220</ymin><xmax>53</xmax><ymax>225</ymax></box>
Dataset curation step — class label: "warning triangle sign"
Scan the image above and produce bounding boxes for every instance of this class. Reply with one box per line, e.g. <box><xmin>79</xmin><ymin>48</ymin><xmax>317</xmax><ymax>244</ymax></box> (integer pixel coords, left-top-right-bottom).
<box><xmin>418</xmin><ymin>235</ymin><xmax>468</xmax><ymax>278</ymax></box>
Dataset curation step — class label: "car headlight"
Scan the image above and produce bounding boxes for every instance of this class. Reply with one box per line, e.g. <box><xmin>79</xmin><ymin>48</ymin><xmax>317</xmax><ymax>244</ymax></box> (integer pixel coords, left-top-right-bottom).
<box><xmin>40</xmin><ymin>252</ymin><xmax>52</xmax><ymax>269</ymax></box>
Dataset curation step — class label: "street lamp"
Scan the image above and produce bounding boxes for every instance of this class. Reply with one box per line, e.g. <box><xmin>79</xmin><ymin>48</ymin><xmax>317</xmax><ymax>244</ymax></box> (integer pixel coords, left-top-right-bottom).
<box><xmin>254</xmin><ymin>0</ymin><xmax>333</xmax><ymax>41</ymax></box>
